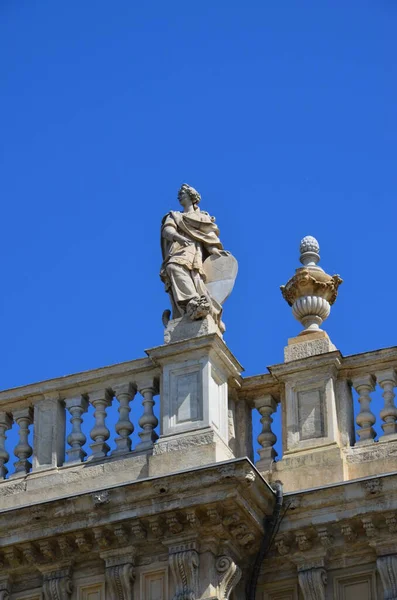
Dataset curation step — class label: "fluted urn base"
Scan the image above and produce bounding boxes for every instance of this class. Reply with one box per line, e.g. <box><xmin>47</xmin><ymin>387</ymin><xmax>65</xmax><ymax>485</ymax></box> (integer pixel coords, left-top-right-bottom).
<box><xmin>292</xmin><ymin>295</ymin><xmax>331</xmax><ymax>335</ymax></box>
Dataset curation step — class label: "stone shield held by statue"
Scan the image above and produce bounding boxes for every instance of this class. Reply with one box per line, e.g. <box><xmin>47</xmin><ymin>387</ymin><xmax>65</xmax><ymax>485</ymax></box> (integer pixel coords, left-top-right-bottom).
<box><xmin>202</xmin><ymin>252</ymin><xmax>238</xmax><ymax>305</ymax></box>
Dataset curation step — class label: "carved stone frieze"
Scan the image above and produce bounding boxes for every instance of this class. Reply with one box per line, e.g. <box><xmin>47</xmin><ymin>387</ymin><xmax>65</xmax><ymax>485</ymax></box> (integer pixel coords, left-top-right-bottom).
<box><xmin>166</xmin><ymin>513</ymin><xmax>183</xmax><ymax>535</ymax></box>
<box><xmin>385</xmin><ymin>514</ymin><xmax>397</xmax><ymax>534</ymax></box>
<box><xmin>295</xmin><ymin>531</ymin><xmax>312</xmax><ymax>552</ymax></box>
<box><xmin>229</xmin><ymin>521</ymin><xmax>255</xmax><ymax>548</ymax></box>
<box><xmin>186</xmin><ymin>509</ymin><xmax>201</xmax><ymax>529</ymax></box>
<box><xmin>152</xmin><ymin>480</ymin><xmax>170</xmax><ymax>494</ymax></box>
<box><xmin>341</xmin><ymin>524</ymin><xmax>357</xmax><ymax>542</ymax></box>
<box><xmin>364</xmin><ymin>478</ymin><xmax>383</xmax><ymax>496</ymax></box>
<box><xmin>316</xmin><ymin>527</ymin><xmax>334</xmax><ymax>549</ymax></box>
<box><xmin>362</xmin><ymin>517</ymin><xmax>377</xmax><ymax>538</ymax></box>
<box><xmin>216</xmin><ymin>555</ymin><xmax>242</xmax><ymax>599</ymax></box>
<box><xmin>207</xmin><ymin>507</ymin><xmax>222</xmax><ymax>525</ymax></box>
<box><xmin>57</xmin><ymin>538</ymin><xmax>74</xmax><ymax>558</ymax></box>
<box><xmin>42</xmin><ymin>566</ymin><xmax>73</xmax><ymax>600</ymax></box>
<box><xmin>244</xmin><ymin>470</ymin><xmax>256</xmax><ymax>487</ymax></box>
<box><xmin>74</xmin><ymin>532</ymin><xmax>92</xmax><ymax>553</ymax></box>
<box><xmin>20</xmin><ymin>543</ymin><xmax>40</xmax><ymax>566</ymax></box>
<box><xmin>298</xmin><ymin>568</ymin><xmax>327</xmax><ymax>600</ymax></box>
<box><xmin>101</xmin><ymin>548</ymin><xmax>135</xmax><ymax>600</ymax></box>
<box><xmin>147</xmin><ymin>516</ymin><xmax>164</xmax><ymax>538</ymax></box>
<box><xmin>2</xmin><ymin>548</ymin><xmax>22</xmax><ymax>570</ymax></box>
<box><xmin>377</xmin><ymin>555</ymin><xmax>397</xmax><ymax>600</ymax></box>
<box><xmin>169</xmin><ymin>542</ymin><xmax>199</xmax><ymax>600</ymax></box>
<box><xmin>93</xmin><ymin>527</ymin><xmax>112</xmax><ymax>550</ymax></box>
<box><xmin>38</xmin><ymin>540</ymin><xmax>57</xmax><ymax>562</ymax></box>
<box><xmin>113</xmin><ymin>524</ymin><xmax>129</xmax><ymax>547</ymax></box>
<box><xmin>92</xmin><ymin>489</ymin><xmax>111</xmax><ymax>506</ymax></box>
<box><xmin>275</xmin><ymin>534</ymin><xmax>291</xmax><ymax>556</ymax></box>
<box><xmin>219</xmin><ymin>464</ymin><xmax>236</xmax><ymax>480</ymax></box>
<box><xmin>130</xmin><ymin>521</ymin><xmax>146</xmax><ymax>540</ymax></box>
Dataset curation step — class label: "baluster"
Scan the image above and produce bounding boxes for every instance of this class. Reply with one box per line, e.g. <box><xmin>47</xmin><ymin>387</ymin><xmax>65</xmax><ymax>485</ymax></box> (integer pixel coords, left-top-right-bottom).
<box><xmin>0</xmin><ymin>412</ymin><xmax>12</xmax><ymax>479</ymax></box>
<box><xmin>254</xmin><ymin>395</ymin><xmax>278</xmax><ymax>469</ymax></box>
<box><xmin>136</xmin><ymin>385</ymin><xmax>158</xmax><ymax>451</ymax></box>
<box><xmin>65</xmin><ymin>395</ymin><xmax>89</xmax><ymax>462</ymax></box>
<box><xmin>12</xmin><ymin>408</ymin><xmax>33</xmax><ymax>475</ymax></box>
<box><xmin>376</xmin><ymin>370</ymin><xmax>397</xmax><ymax>436</ymax></box>
<box><xmin>89</xmin><ymin>390</ymin><xmax>112</xmax><ymax>459</ymax></box>
<box><xmin>352</xmin><ymin>375</ymin><xmax>376</xmax><ymax>443</ymax></box>
<box><xmin>112</xmin><ymin>383</ymin><xmax>136</xmax><ymax>455</ymax></box>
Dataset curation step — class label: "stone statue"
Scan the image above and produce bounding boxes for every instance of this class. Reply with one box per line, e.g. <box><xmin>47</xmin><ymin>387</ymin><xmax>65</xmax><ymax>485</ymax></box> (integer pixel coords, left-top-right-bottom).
<box><xmin>160</xmin><ymin>184</ymin><xmax>237</xmax><ymax>337</ymax></box>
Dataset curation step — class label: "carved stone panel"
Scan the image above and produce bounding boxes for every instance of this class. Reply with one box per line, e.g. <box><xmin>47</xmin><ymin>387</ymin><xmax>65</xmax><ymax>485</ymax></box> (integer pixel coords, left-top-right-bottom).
<box><xmin>261</xmin><ymin>586</ymin><xmax>299</xmax><ymax>600</ymax></box>
<box><xmin>140</xmin><ymin>569</ymin><xmax>168</xmax><ymax>600</ymax></box>
<box><xmin>297</xmin><ymin>389</ymin><xmax>325</xmax><ymax>440</ymax></box>
<box><xmin>78</xmin><ymin>583</ymin><xmax>105</xmax><ymax>600</ymax></box>
<box><xmin>333</xmin><ymin>570</ymin><xmax>377</xmax><ymax>600</ymax></box>
<box><xmin>171</xmin><ymin>367</ymin><xmax>202</xmax><ymax>425</ymax></box>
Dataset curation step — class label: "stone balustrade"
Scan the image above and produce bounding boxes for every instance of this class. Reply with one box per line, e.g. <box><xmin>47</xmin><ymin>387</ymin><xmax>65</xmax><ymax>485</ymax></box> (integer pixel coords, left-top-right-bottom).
<box><xmin>2</xmin><ymin>340</ymin><xmax>397</xmax><ymax>495</ymax></box>
<box><xmin>0</xmin><ymin>356</ymin><xmax>160</xmax><ymax>480</ymax></box>
<box><xmin>241</xmin><ymin>346</ymin><xmax>397</xmax><ymax>489</ymax></box>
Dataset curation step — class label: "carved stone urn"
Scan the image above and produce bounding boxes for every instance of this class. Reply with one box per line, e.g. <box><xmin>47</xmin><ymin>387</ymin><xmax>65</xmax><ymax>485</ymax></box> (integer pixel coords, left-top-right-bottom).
<box><xmin>280</xmin><ymin>236</ymin><xmax>343</xmax><ymax>336</ymax></box>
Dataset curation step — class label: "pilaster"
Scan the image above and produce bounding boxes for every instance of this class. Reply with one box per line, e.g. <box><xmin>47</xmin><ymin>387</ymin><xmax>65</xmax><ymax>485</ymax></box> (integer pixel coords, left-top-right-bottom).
<box><xmin>33</xmin><ymin>393</ymin><xmax>66</xmax><ymax>470</ymax></box>
<box><xmin>147</xmin><ymin>335</ymin><xmax>242</xmax><ymax>474</ymax></box>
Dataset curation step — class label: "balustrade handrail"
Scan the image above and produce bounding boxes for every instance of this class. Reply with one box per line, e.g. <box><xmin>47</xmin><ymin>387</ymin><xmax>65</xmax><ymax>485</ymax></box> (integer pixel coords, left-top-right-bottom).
<box><xmin>0</xmin><ymin>356</ymin><xmax>157</xmax><ymax>407</ymax></box>
<box><xmin>0</xmin><ymin>356</ymin><xmax>161</xmax><ymax>480</ymax></box>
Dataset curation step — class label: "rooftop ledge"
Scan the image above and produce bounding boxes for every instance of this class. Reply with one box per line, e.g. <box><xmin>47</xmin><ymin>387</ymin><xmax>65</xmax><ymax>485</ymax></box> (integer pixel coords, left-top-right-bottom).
<box><xmin>1</xmin><ymin>338</ymin><xmax>397</xmax><ymax>497</ymax></box>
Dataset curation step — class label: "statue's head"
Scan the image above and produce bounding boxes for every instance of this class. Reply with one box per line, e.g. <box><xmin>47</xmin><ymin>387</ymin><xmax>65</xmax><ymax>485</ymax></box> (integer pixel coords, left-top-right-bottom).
<box><xmin>178</xmin><ymin>184</ymin><xmax>201</xmax><ymax>209</ymax></box>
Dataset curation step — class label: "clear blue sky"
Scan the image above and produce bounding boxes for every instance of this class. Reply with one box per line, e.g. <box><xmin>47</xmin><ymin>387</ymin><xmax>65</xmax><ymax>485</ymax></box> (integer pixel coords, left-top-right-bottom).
<box><xmin>1</xmin><ymin>1</ymin><xmax>396</xmax><ymax>461</ymax></box>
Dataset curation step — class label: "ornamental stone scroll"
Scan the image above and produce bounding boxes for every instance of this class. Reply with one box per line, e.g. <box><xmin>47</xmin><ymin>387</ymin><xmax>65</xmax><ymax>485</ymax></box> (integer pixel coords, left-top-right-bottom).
<box><xmin>0</xmin><ymin>576</ymin><xmax>11</xmax><ymax>600</ymax></box>
<box><xmin>298</xmin><ymin>568</ymin><xmax>327</xmax><ymax>600</ymax></box>
<box><xmin>101</xmin><ymin>547</ymin><xmax>136</xmax><ymax>600</ymax></box>
<box><xmin>168</xmin><ymin>541</ymin><xmax>199</xmax><ymax>600</ymax></box>
<box><xmin>216</xmin><ymin>555</ymin><xmax>242</xmax><ymax>599</ymax></box>
<box><xmin>42</xmin><ymin>566</ymin><xmax>73</xmax><ymax>600</ymax></box>
<box><xmin>377</xmin><ymin>554</ymin><xmax>397</xmax><ymax>600</ymax></box>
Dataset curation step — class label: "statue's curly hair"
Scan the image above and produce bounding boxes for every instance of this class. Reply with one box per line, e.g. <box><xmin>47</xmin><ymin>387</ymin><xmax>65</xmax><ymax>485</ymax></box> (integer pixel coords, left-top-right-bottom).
<box><xmin>178</xmin><ymin>183</ymin><xmax>201</xmax><ymax>206</ymax></box>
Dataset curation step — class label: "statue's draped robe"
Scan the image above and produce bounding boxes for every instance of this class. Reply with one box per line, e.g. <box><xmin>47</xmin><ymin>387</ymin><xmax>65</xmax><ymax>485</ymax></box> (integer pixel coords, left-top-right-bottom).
<box><xmin>160</xmin><ymin>210</ymin><xmax>223</xmax><ymax>320</ymax></box>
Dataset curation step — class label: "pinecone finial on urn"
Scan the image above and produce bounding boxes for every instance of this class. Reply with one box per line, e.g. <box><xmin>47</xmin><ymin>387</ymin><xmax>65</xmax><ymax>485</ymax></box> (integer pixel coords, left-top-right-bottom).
<box><xmin>280</xmin><ymin>236</ymin><xmax>343</xmax><ymax>336</ymax></box>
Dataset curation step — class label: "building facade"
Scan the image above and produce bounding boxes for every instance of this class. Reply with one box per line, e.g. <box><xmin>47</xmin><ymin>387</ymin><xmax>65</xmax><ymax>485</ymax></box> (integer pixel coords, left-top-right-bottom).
<box><xmin>0</xmin><ymin>231</ymin><xmax>396</xmax><ymax>600</ymax></box>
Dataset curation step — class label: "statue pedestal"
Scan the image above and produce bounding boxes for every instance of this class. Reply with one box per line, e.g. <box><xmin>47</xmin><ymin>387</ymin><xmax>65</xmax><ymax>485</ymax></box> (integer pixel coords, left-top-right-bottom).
<box><xmin>284</xmin><ymin>330</ymin><xmax>336</xmax><ymax>362</ymax></box>
<box><xmin>146</xmin><ymin>333</ymin><xmax>242</xmax><ymax>475</ymax></box>
<box><xmin>164</xmin><ymin>315</ymin><xmax>222</xmax><ymax>344</ymax></box>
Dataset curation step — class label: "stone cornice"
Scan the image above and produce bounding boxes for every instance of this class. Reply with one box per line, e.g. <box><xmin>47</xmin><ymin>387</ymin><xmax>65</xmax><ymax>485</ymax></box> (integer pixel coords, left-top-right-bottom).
<box><xmin>146</xmin><ymin>333</ymin><xmax>244</xmax><ymax>380</ymax></box>
<box><xmin>0</xmin><ymin>460</ymin><xmax>274</xmax><ymax>566</ymax></box>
